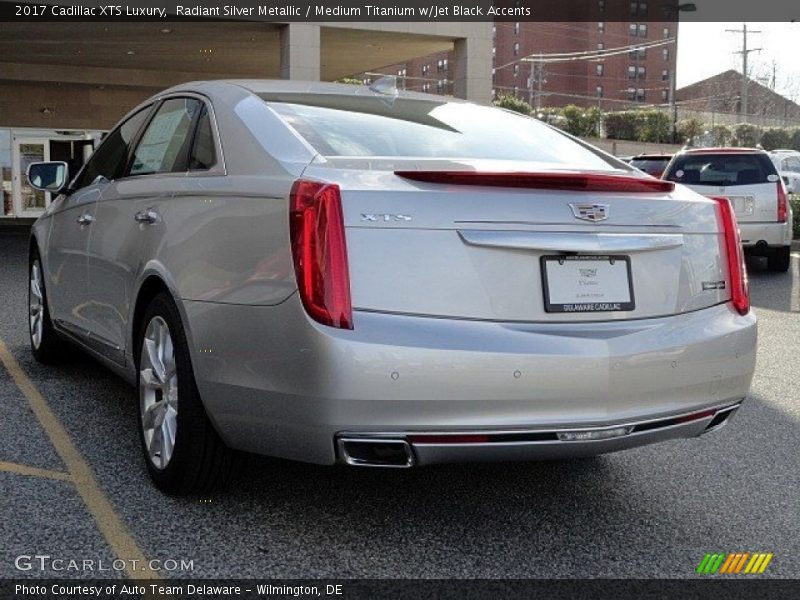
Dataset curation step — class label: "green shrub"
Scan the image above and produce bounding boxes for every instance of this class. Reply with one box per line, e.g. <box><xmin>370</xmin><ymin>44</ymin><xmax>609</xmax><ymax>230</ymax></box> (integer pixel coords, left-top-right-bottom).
<box><xmin>603</xmin><ymin>111</ymin><xmax>640</xmax><ymax>141</ymax></box>
<box><xmin>791</xmin><ymin>129</ymin><xmax>800</xmax><ymax>152</ymax></box>
<box><xmin>561</xmin><ymin>105</ymin><xmax>602</xmax><ymax>137</ymax></box>
<box><xmin>732</xmin><ymin>124</ymin><xmax>760</xmax><ymax>147</ymax></box>
<box><xmin>638</xmin><ymin>110</ymin><xmax>671</xmax><ymax>143</ymax></box>
<box><xmin>494</xmin><ymin>94</ymin><xmax>532</xmax><ymax>115</ymax></box>
<box><xmin>760</xmin><ymin>128</ymin><xmax>792</xmax><ymax>151</ymax></box>
<box><xmin>709</xmin><ymin>124</ymin><xmax>732</xmax><ymax>146</ymax></box>
<box><xmin>676</xmin><ymin>118</ymin><xmax>705</xmax><ymax>144</ymax></box>
<box><xmin>791</xmin><ymin>195</ymin><xmax>800</xmax><ymax>239</ymax></box>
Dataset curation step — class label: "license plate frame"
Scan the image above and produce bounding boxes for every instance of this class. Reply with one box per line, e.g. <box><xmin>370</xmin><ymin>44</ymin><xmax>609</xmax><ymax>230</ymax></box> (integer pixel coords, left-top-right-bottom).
<box><xmin>540</xmin><ymin>254</ymin><xmax>635</xmax><ymax>313</ymax></box>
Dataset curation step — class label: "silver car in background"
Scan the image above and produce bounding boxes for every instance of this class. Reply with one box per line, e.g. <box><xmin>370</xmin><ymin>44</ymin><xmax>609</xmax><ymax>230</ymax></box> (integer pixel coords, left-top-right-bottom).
<box><xmin>27</xmin><ymin>81</ymin><xmax>757</xmax><ymax>494</ymax></box>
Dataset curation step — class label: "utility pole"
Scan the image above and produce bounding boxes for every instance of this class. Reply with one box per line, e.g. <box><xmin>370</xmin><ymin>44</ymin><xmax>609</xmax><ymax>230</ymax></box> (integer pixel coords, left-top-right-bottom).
<box><xmin>726</xmin><ymin>23</ymin><xmax>762</xmax><ymax>122</ymax></box>
<box><xmin>527</xmin><ymin>57</ymin><xmax>545</xmax><ymax>111</ymax></box>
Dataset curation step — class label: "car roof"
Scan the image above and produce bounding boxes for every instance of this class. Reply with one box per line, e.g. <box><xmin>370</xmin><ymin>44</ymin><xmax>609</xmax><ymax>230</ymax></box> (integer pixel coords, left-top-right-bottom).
<box><xmin>631</xmin><ymin>153</ymin><xmax>672</xmax><ymax>159</ymax></box>
<box><xmin>680</xmin><ymin>147</ymin><xmax>766</xmax><ymax>155</ymax></box>
<box><xmin>162</xmin><ymin>78</ymin><xmax>468</xmax><ymax>104</ymax></box>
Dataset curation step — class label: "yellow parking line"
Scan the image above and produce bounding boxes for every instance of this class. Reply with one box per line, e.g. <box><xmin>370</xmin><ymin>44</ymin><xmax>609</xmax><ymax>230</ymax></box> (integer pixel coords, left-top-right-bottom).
<box><xmin>0</xmin><ymin>337</ymin><xmax>159</xmax><ymax>581</ymax></box>
<box><xmin>0</xmin><ymin>459</ymin><xmax>71</xmax><ymax>482</ymax></box>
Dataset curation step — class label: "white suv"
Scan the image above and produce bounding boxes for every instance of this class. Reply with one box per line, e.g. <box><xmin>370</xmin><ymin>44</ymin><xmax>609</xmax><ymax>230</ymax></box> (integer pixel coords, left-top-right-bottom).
<box><xmin>664</xmin><ymin>148</ymin><xmax>793</xmax><ymax>272</ymax></box>
<box><xmin>768</xmin><ymin>149</ymin><xmax>800</xmax><ymax>194</ymax></box>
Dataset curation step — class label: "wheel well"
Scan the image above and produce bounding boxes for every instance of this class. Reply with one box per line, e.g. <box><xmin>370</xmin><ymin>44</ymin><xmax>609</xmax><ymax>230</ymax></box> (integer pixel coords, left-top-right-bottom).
<box><xmin>132</xmin><ymin>276</ymin><xmax>171</xmax><ymax>361</ymax></box>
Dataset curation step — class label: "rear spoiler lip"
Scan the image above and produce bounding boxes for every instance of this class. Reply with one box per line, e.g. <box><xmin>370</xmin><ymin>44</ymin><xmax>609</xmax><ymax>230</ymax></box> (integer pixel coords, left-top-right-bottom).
<box><xmin>394</xmin><ymin>170</ymin><xmax>675</xmax><ymax>193</ymax></box>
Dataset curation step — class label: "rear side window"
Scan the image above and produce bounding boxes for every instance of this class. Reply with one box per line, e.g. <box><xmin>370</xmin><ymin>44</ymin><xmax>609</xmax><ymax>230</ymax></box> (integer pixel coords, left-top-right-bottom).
<box><xmin>130</xmin><ymin>98</ymin><xmax>202</xmax><ymax>176</ymax></box>
<box><xmin>664</xmin><ymin>153</ymin><xmax>778</xmax><ymax>186</ymax></box>
<box><xmin>265</xmin><ymin>97</ymin><xmax>624</xmax><ymax>171</ymax></box>
<box><xmin>188</xmin><ymin>105</ymin><xmax>216</xmax><ymax>171</ymax></box>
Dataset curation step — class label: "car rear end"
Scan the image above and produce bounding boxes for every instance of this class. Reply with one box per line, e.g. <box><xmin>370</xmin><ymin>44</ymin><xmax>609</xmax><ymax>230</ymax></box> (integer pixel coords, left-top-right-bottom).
<box><xmin>209</xmin><ymin>90</ymin><xmax>757</xmax><ymax>467</ymax></box>
<box><xmin>629</xmin><ymin>154</ymin><xmax>672</xmax><ymax>178</ymax></box>
<box><xmin>663</xmin><ymin>148</ymin><xmax>793</xmax><ymax>271</ymax></box>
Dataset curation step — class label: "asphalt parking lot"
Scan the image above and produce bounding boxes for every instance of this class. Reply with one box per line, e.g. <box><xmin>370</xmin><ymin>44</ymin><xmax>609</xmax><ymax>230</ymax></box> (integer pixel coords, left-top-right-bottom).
<box><xmin>0</xmin><ymin>231</ymin><xmax>798</xmax><ymax>580</ymax></box>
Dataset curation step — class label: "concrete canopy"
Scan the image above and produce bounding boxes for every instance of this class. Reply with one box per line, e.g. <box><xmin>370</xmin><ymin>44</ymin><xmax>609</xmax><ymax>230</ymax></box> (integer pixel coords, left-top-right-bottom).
<box><xmin>0</xmin><ymin>22</ymin><xmax>489</xmax><ymax>129</ymax></box>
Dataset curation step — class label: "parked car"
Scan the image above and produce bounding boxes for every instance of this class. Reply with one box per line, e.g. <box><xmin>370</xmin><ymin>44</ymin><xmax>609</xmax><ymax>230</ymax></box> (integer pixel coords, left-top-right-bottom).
<box><xmin>768</xmin><ymin>149</ymin><xmax>800</xmax><ymax>194</ymax></box>
<box><xmin>663</xmin><ymin>147</ymin><xmax>793</xmax><ymax>272</ymax></box>
<box><xmin>629</xmin><ymin>153</ymin><xmax>673</xmax><ymax>178</ymax></box>
<box><xmin>27</xmin><ymin>81</ymin><xmax>757</xmax><ymax>494</ymax></box>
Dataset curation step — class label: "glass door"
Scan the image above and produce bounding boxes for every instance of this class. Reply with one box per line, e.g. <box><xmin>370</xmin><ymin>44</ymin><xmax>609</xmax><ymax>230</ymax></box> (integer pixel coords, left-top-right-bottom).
<box><xmin>12</xmin><ymin>137</ymin><xmax>50</xmax><ymax>216</ymax></box>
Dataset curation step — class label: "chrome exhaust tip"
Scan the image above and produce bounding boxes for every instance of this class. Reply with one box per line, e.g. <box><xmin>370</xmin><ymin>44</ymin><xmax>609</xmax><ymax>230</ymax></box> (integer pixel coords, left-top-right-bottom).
<box><xmin>337</xmin><ymin>437</ymin><xmax>415</xmax><ymax>468</ymax></box>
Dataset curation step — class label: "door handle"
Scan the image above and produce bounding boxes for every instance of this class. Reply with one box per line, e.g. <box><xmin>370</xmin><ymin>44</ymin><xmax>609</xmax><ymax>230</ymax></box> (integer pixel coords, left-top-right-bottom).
<box><xmin>76</xmin><ymin>213</ymin><xmax>94</xmax><ymax>226</ymax></box>
<box><xmin>134</xmin><ymin>209</ymin><xmax>159</xmax><ymax>224</ymax></box>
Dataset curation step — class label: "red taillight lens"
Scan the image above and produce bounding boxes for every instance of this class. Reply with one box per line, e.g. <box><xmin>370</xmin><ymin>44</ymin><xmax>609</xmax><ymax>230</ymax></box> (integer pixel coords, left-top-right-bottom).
<box><xmin>289</xmin><ymin>180</ymin><xmax>353</xmax><ymax>329</ymax></box>
<box><xmin>713</xmin><ymin>196</ymin><xmax>749</xmax><ymax>316</ymax></box>
<box><xmin>394</xmin><ymin>171</ymin><xmax>675</xmax><ymax>193</ymax></box>
<box><xmin>777</xmin><ymin>181</ymin><xmax>788</xmax><ymax>223</ymax></box>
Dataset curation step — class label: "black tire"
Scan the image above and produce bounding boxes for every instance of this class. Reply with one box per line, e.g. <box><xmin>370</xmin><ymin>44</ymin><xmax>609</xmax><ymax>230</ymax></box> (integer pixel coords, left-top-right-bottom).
<box><xmin>136</xmin><ymin>292</ymin><xmax>233</xmax><ymax>494</ymax></box>
<box><xmin>28</xmin><ymin>249</ymin><xmax>66</xmax><ymax>364</ymax></box>
<box><xmin>767</xmin><ymin>246</ymin><xmax>791</xmax><ymax>272</ymax></box>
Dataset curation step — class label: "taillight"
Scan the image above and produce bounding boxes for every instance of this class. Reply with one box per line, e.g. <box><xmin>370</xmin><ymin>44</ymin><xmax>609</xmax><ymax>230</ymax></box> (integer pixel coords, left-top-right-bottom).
<box><xmin>777</xmin><ymin>181</ymin><xmax>788</xmax><ymax>223</ymax></box>
<box><xmin>713</xmin><ymin>197</ymin><xmax>749</xmax><ymax>316</ymax></box>
<box><xmin>289</xmin><ymin>180</ymin><xmax>353</xmax><ymax>329</ymax></box>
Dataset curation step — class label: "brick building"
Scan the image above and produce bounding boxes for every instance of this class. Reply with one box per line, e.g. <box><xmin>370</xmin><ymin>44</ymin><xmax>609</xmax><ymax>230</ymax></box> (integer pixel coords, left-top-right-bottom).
<box><xmin>372</xmin><ymin>13</ymin><xmax>678</xmax><ymax>111</ymax></box>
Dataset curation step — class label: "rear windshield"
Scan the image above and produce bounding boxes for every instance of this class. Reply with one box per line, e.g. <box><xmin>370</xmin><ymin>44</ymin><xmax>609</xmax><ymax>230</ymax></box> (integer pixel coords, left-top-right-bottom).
<box><xmin>264</xmin><ymin>96</ymin><xmax>624</xmax><ymax>171</ymax></box>
<box><xmin>663</xmin><ymin>153</ymin><xmax>778</xmax><ymax>186</ymax></box>
<box><xmin>630</xmin><ymin>157</ymin><xmax>670</xmax><ymax>174</ymax></box>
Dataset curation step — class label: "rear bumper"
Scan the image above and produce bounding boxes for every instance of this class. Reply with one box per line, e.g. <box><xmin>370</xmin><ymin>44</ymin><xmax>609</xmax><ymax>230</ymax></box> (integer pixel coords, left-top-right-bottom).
<box><xmin>186</xmin><ymin>297</ymin><xmax>757</xmax><ymax>465</ymax></box>
<box><xmin>337</xmin><ymin>402</ymin><xmax>741</xmax><ymax>466</ymax></box>
<box><xmin>739</xmin><ymin>220</ymin><xmax>793</xmax><ymax>248</ymax></box>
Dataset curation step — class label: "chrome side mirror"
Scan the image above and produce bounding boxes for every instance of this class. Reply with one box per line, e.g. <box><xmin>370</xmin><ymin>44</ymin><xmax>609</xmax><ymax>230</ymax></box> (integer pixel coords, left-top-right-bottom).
<box><xmin>27</xmin><ymin>161</ymin><xmax>69</xmax><ymax>194</ymax></box>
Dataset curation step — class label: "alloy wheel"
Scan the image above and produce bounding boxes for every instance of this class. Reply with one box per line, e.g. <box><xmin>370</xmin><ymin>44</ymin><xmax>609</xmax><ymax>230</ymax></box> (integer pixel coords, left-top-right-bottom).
<box><xmin>29</xmin><ymin>260</ymin><xmax>44</xmax><ymax>349</ymax></box>
<box><xmin>139</xmin><ymin>316</ymin><xmax>179</xmax><ymax>470</ymax></box>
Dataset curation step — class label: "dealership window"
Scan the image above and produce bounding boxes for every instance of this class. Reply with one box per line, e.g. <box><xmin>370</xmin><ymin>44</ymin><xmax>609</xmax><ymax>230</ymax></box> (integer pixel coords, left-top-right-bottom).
<box><xmin>662</xmin><ymin>69</ymin><xmax>670</xmax><ymax>81</ymax></box>
<box><xmin>639</xmin><ymin>24</ymin><xmax>647</xmax><ymax>37</ymax></box>
<box><xmin>627</xmin><ymin>87</ymin><xmax>637</xmax><ymax>101</ymax></box>
<box><xmin>73</xmin><ymin>105</ymin><xmax>152</xmax><ymax>190</ymax></box>
<box><xmin>513</xmin><ymin>42</ymin><xmax>520</xmax><ymax>56</ymax></box>
<box><xmin>663</xmin><ymin>27</ymin><xmax>670</xmax><ymax>38</ymax></box>
<box><xmin>663</xmin><ymin>48</ymin><xmax>670</xmax><ymax>61</ymax></box>
<box><xmin>130</xmin><ymin>98</ymin><xmax>202</xmax><ymax>176</ymax></box>
<box><xmin>397</xmin><ymin>68</ymin><xmax>406</xmax><ymax>77</ymax></box>
<box><xmin>637</xmin><ymin>88</ymin><xmax>646</xmax><ymax>102</ymax></box>
<box><xmin>513</xmin><ymin>64</ymin><xmax>519</xmax><ymax>77</ymax></box>
<box><xmin>628</xmin><ymin>65</ymin><xmax>637</xmax><ymax>79</ymax></box>
<box><xmin>596</xmin><ymin>85</ymin><xmax>604</xmax><ymax>97</ymax></box>
<box><xmin>422</xmin><ymin>64</ymin><xmax>429</xmax><ymax>76</ymax></box>
<box><xmin>629</xmin><ymin>23</ymin><xmax>637</xmax><ymax>36</ymax></box>
<box><xmin>598</xmin><ymin>21</ymin><xmax>605</xmax><ymax>33</ymax></box>
<box><xmin>596</xmin><ymin>63</ymin><xmax>604</xmax><ymax>76</ymax></box>
<box><xmin>638</xmin><ymin>66</ymin><xmax>646</xmax><ymax>79</ymax></box>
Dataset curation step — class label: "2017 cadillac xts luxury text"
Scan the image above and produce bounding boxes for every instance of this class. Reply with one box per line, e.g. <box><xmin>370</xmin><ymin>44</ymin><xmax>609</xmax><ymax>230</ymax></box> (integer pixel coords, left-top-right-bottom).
<box><xmin>26</xmin><ymin>80</ymin><xmax>757</xmax><ymax>494</ymax></box>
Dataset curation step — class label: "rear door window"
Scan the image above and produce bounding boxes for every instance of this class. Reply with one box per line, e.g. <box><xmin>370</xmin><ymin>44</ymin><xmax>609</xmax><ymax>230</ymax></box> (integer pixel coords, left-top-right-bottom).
<box><xmin>664</xmin><ymin>153</ymin><xmax>778</xmax><ymax>186</ymax></box>
<box><xmin>129</xmin><ymin>98</ymin><xmax>202</xmax><ymax>176</ymax></box>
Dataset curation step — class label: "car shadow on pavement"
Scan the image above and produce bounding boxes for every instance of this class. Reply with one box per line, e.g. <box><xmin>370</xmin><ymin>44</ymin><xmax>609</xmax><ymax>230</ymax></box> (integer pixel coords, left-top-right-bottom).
<box><xmin>746</xmin><ymin>254</ymin><xmax>799</xmax><ymax>313</ymax></box>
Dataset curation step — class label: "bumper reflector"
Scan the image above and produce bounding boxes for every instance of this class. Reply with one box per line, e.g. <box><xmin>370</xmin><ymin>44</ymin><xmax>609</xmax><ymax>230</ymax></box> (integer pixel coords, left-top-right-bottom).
<box><xmin>557</xmin><ymin>426</ymin><xmax>633</xmax><ymax>442</ymax></box>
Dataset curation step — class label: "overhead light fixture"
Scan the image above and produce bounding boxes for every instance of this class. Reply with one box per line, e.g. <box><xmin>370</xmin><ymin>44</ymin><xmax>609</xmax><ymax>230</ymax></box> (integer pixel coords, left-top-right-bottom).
<box><xmin>126</xmin><ymin>50</ymin><xmax>136</xmax><ymax>55</ymax></box>
<box><xmin>160</xmin><ymin>28</ymin><xmax>172</xmax><ymax>34</ymax></box>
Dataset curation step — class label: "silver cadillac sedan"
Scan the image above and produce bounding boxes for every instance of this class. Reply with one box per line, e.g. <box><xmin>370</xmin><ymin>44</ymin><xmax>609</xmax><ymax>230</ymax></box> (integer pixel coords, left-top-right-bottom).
<box><xmin>26</xmin><ymin>80</ymin><xmax>757</xmax><ymax>494</ymax></box>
